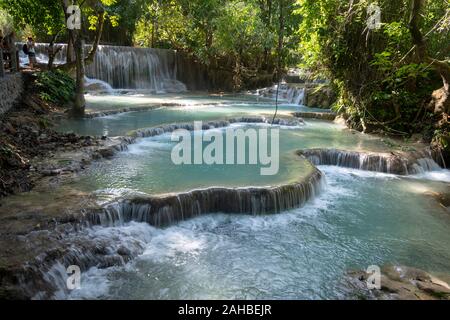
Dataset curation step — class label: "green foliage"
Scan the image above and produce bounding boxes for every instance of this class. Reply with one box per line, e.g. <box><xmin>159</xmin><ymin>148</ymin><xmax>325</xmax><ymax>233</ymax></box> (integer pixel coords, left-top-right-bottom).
<box><xmin>0</xmin><ymin>0</ymin><xmax>63</xmax><ymax>36</ymax></box>
<box><xmin>296</xmin><ymin>0</ymin><xmax>449</xmax><ymax>135</ymax></box>
<box><xmin>215</xmin><ymin>1</ymin><xmax>273</xmax><ymax>56</ymax></box>
<box><xmin>134</xmin><ymin>0</ymin><xmax>189</xmax><ymax>49</ymax></box>
<box><xmin>0</xmin><ymin>9</ymin><xmax>14</xmax><ymax>35</ymax></box>
<box><xmin>0</xmin><ymin>0</ymin><xmax>118</xmax><ymax>39</ymax></box>
<box><xmin>133</xmin><ymin>0</ymin><xmax>300</xmax><ymax>88</ymax></box>
<box><xmin>35</xmin><ymin>70</ymin><xmax>76</xmax><ymax>105</ymax></box>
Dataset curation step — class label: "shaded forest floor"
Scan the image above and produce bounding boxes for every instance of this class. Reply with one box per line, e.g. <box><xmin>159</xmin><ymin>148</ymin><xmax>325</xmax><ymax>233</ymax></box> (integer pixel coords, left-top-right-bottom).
<box><xmin>0</xmin><ymin>75</ymin><xmax>95</xmax><ymax>198</ymax></box>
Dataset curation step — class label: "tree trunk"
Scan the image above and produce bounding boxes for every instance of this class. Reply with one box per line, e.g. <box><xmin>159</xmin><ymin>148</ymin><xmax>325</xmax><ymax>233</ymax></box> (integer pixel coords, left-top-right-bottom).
<box><xmin>66</xmin><ymin>32</ymin><xmax>75</xmax><ymax>63</ymax></box>
<box><xmin>58</xmin><ymin>12</ymin><xmax>105</xmax><ymax>72</ymax></box>
<box><xmin>0</xmin><ymin>48</ymin><xmax>4</xmax><ymax>77</ymax></box>
<box><xmin>409</xmin><ymin>0</ymin><xmax>450</xmax><ymax>113</ymax></box>
<box><xmin>233</xmin><ymin>52</ymin><xmax>243</xmax><ymax>91</ymax></box>
<box><xmin>84</xmin><ymin>11</ymin><xmax>105</xmax><ymax>64</ymax></box>
<box><xmin>73</xmin><ymin>34</ymin><xmax>86</xmax><ymax>117</ymax></box>
<box><xmin>261</xmin><ymin>0</ymin><xmax>273</xmax><ymax>71</ymax></box>
<box><xmin>58</xmin><ymin>0</ymin><xmax>105</xmax><ymax>72</ymax></box>
<box><xmin>48</xmin><ymin>51</ymin><xmax>55</xmax><ymax>70</ymax></box>
<box><xmin>408</xmin><ymin>0</ymin><xmax>427</xmax><ymax>61</ymax></box>
<box><xmin>408</xmin><ymin>0</ymin><xmax>450</xmax><ymax>86</ymax></box>
<box><xmin>61</xmin><ymin>0</ymin><xmax>74</xmax><ymax>63</ymax></box>
<box><xmin>151</xmin><ymin>18</ymin><xmax>157</xmax><ymax>47</ymax></box>
<box><xmin>6</xmin><ymin>34</ymin><xmax>18</xmax><ymax>72</ymax></box>
<box><xmin>277</xmin><ymin>0</ymin><xmax>285</xmax><ymax>81</ymax></box>
<box><xmin>48</xmin><ymin>33</ymin><xmax>62</xmax><ymax>71</ymax></box>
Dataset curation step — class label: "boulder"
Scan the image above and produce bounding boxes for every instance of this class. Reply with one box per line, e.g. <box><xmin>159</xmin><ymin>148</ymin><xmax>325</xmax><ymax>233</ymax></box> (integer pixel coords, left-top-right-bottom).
<box><xmin>346</xmin><ymin>265</ymin><xmax>450</xmax><ymax>300</ymax></box>
<box><xmin>305</xmin><ymin>86</ymin><xmax>336</xmax><ymax>109</ymax></box>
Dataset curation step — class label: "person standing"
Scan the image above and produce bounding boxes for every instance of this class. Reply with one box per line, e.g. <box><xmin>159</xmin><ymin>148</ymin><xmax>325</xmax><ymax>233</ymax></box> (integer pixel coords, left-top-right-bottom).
<box><xmin>26</xmin><ymin>36</ymin><xmax>36</xmax><ymax>69</ymax></box>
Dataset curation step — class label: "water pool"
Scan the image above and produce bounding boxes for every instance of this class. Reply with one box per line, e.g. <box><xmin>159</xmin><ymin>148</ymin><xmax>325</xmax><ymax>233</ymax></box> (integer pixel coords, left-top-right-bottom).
<box><xmin>68</xmin><ymin>167</ymin><xmax>450</xmax><ymax>299</ymax></box>
<box><xmin>49</xmin><ymin>93</ymin><xmax>450</xmax><ymax>299</ymax></box>
<box><xmin>70</xmin><ymin>120</ymin><xmax>390</xmax><ymax>196</ymax></box>
<box><xmin>56</xmin><ymin>93</ymin><xmax>329</xmax><ymax>137</ymax></box>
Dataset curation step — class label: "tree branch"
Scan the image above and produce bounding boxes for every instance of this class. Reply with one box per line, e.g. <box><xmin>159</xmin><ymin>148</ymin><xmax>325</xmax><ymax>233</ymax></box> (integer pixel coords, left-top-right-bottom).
<box><xmin>57</xmin><ymin>9</ymin><xmax>105</xmax><ymax>72</ymax></box>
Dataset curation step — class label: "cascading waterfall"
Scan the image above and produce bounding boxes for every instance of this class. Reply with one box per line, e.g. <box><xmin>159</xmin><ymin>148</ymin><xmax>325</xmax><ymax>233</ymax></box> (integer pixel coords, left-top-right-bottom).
<box><xmin>256</xmin><ymin>84</ymin><xmax>307</xmax><ymax>105</ymax></box>
<box><xmin>18</xmin><ymin>42</ymin><xmax>67</xmax><ymax>66</ymax></box>
<box><xmin>84</xmin><ymin>76</ymin><xmax>114</xmax><ymax>93</ymax></box>
<box><xmin>12</xmin><ymin>162</ymin><xmax>324</xmax><ymax>299</ymax></box>
<box><xmin>19</xmin><ymin>43</ymin><xmax>200</xmax><ymax>92</ymax></box>
<box><xmin>86</xmin><ymin>168</ymin><xmax>325</xmax><ymax>228</ymax></box>
<box><xmin>286</xmin><ymin>87</ymin><xmax>306</xmax><ymax>105</ymax></box>
<box><xmin>299</xmin><ymin>148</ymin><xmax>442</xmax><ymax>175</ymax></box>
<box><xmin>131</xmin><ymin>117</ymin><xmax>304</xmax><ymax>139</ymax></box>
<box><xmin>12</xmin><ymin>222</ymin><xmax>153</xmax><ymax>299</ymax></box>
<box><xmin>411</xmin><ymin>158</ymin><xmax>442</xmax><ymax>173</ymax></box>
<box><xmin>86</xmin><ymin>45</ymin><xmax>186</xmax><ymax>92</ymax></box>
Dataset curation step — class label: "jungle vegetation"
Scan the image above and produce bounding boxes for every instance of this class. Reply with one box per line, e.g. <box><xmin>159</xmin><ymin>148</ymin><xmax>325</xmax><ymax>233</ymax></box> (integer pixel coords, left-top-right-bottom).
<box><xmin>0</xmin><ymin>0</ymin><xmax>449</xmax><ymax>159</ymax></box>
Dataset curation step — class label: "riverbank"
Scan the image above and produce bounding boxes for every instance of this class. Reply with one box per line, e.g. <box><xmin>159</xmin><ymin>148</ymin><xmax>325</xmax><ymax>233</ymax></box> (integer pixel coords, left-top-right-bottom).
<box><xmin>0</xmin><ymin>86</ymin><xmax>109</xmax><ymax>198</ymax></box>
<box><xmin>347</xmin><ymin>265</ymin><xmax>450</xmax><ymax>300</ymax></box>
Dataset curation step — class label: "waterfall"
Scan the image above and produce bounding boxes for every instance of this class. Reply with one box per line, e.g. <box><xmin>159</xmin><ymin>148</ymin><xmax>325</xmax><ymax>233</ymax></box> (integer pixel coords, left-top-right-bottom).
<box><xmin>17</xmin><ymin>42</ymin><xmax>66</xmax><ymax>66</ymax></box>
<box><xmin>9</xmin><ymin>222</ymin><xmax>152</xmax><ymax>299</ymax></box>
<box><xmin>299</xmin><ymin>148</ymin><xmax>442</xmax><ymax>175</ymax></box>
<box><xmin>256</xmin><ymin>84</ymin><xmax>307</xmax><ymax>106</ymax></box>
<box><xmin>86</xmin><ymin>168</ymin><xmax>324</xmax><ymax>228</ymax></box>
<box><xmin>85</xmin><ymin>45</ymin><xmax>186</xmax><ymax>92</ymax></box>
<box><xmin>288</xmin><ymin>87</ymin><xmax>306</xmax><ymax>105</ymax></box>
<box><xmin>18</xmin><ymin>43</ymin><xmax>213</xmax><ymax>92</ymax></box>
<box><xmin>7</xmin><ymin>165</ymin><xmax>324</xmax><ymax>299</ymax></box>
<box><xmin>131</xmin><ymin>117</ymin><xmax>304</xmax><ymax>138</ymax></box>
<box><xmin>410</xmin><ymin>158</ymin><xmax>442</xmax><ymax>173</ymax></box>
<box><xmin>84</xmin><ymin>76</ymin><xmax>114</xmax><ymax>93</ymax></box>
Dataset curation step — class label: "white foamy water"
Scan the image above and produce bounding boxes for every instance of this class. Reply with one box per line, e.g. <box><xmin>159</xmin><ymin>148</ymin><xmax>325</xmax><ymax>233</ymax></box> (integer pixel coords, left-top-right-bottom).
<box><xmin>65</xmin><ymin>165</ymin><xmax>450</xmax><ymax>300</ymax></box>
<box><xmin>410</xmin><ymin>170</ymin><xmax>450</xmax><ymax>183</ymax></box>
<box><xmin>84</xmin><ymin>77</ymin><xmax>114</xmax><ymax>94</ymax></box>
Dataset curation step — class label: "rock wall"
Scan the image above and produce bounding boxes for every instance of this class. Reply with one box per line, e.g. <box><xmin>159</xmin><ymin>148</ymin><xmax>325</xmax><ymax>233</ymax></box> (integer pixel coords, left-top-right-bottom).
<box><xmin>0</xmin><ymin>73</ymin><xmax>23</xmax><ymax>115</ymax></box>
<box><xmin>304</xmin><ymin>85</ymin><xmax>336</xmax><ymax>109</ymax></box>
<box><xmin>293</xmin><ymin>111</ymin><xmax>337</xmax><ymax>121</ymax></box>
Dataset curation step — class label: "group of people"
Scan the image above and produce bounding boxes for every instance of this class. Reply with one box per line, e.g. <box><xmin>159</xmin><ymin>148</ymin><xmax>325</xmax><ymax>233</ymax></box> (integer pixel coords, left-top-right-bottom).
<box><xmin>0</xmin><ymin>33</ymin><xmax>37</xmax><ymax>71</ymax></box>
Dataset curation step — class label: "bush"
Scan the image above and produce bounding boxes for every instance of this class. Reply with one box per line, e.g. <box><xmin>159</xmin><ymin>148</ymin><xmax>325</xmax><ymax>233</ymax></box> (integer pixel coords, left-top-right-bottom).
<box><xmin>34</xmin><ymin>70</ymin><xmax>76</xmax><ymax>105</ymax></box>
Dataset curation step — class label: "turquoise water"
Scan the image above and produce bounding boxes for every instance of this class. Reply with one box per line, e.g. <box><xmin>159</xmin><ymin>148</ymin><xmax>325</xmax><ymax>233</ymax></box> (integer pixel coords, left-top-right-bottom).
<box><xmin>71</xmin><ymin>121</ymin><xmax>390</xmax><ymax>196</ymax></box>
<box><xmin>73</xmin><ymin>124</ymin><xmax>312</xmax><ymax>195</ymax></box>
<box><xmin>56</xmin><ymin>93</ymin><xmax>328</xmax><ymax>137</ymax></box>
<box><xmin>69</xmin><ymin>167</ymin><xmax>450</xmax><ymax>299</ymax></box>
<box><xmin>83</xmin><ymin>92</ymin><xmax>276</xmax><ymax>111</ymax></box>
<box><xmin>64</xmin><ymin>94</ymin><xmax>388</xmax><ymax>195</ymax></box>
<box><xmin>55</xmin><ymin>92</ymin><xmax>450</xmax><ymax>299</ymax></box>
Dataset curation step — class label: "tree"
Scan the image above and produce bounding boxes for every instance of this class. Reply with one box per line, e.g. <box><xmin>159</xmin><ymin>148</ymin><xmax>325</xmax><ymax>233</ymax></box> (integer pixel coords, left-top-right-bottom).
<box><xmin>0</xmin><ymin>0</ymin><xmax>117</xmax><ymax>117</ymax></box>
<box><xmin>0</xmin><ymin>46</ymin><xmax>3</xmax><ymax>77</ymax></box>
<box><xmin>132</xmin><ymin>0</ymin><xmax>299</xmax><ymax>89</ymax></box>
<box><xmin>409</xmin><ymin>0</ymin><xmax>450</xmax><ymax>114</ymax></box>
<box><xmin>214</xmin><ymin>1</ymin><xmax>273</xmax><ymax>89</ymax></box>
